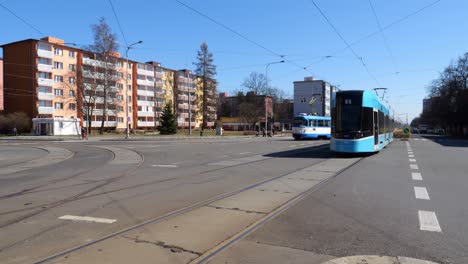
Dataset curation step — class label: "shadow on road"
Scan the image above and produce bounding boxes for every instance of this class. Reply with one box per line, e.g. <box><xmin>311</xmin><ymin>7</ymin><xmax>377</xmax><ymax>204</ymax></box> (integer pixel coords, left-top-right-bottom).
<box><xmin>261</xmin><ymin>144</ymin><xmax>366</xmax><ymax>159</ymax></box>
<box><xmin>421</xmin><ymin>135</ymin><xmax>468</xmax><ymax>148</ymax></box>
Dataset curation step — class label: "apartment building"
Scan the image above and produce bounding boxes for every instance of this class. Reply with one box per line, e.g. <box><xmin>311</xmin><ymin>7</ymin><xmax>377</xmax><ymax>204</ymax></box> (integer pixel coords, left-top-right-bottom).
<box><xmin>1</xmin><ymin>36</ymin><xmax>218</xmax><ymax>133</ymax></box>
<box><xmin>293</xmin><ymin>77</ymin><xmax>336</xmax><ymax>116</ymax></box>
<box><xmin>0</xmin><ymin>58</ymin><xmax>3</xmax><ymax>111</ymax></box>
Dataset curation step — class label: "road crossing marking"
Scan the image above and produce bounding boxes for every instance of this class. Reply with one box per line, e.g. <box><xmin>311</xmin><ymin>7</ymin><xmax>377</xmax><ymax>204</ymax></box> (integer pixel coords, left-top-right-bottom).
<box><xmin>422</xmin><ymin>138</ymin><xmax>427</xmax><ymax>141</ymax></box>
<box><xmin>414</xmin><ymin>186</ymin><xmax>430</xmax><ymax>200</ymax></box>
<box><xmin>58</xmin><ymin>215</ymin><xmax>117</xmax><ymax>224</ymax></box>
<box><xmin>152</xmin><ymin>164</ymin><xmax>178</xmax><ymax>168</ymax></box>
<box><xmin>418</xmin><ymin>211</ymin><xmax>442</xmax><ymax>232</ymax></box>
<box><xmin>289</xmin><ymin>145</ymin><xmax>297</xmax><ymax>148</ymax></box>
<box><xmin>411</xmin><ymin>172</ymin><xmax>423</xmax><ymax>180</ymax></box>
<box><xmin>414</xmin><ymin>138</ymin><xmax>420</xmax><ymax>141</ymax></box>
<box><xmin>239</xmin><ymin>152</ymin><xmax>251</xmax><ymax>155</ymax></box>
<box><xmin>410</xmin><ymin>164</ymin><xmax>419</xmax><ymax>170</ymax></box>
<box><xmin>408</xmin><ymin>155</ymin><xmax>415</xmax><ymax>158</ymax></box>
<box><xmin>409</xmin><ymin>158</ymin><xmax>417</xmax><ymax>162</ymax></box>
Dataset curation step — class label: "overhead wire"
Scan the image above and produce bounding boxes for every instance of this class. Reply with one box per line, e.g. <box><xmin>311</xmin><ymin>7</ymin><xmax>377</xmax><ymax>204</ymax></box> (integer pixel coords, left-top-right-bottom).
<box><xmin>367</xmin><ymin>0</ymin><xmax>398</xmax><ymax>73</ymax></box>
<box><xmin>308</xmin><ymin>0</ymin><xmax>382</xmax><ymax>87</ymax></box>
<box><xmin>173</xmin><ymin>0</ymin><xmax>314</xmax><ymax>75</ymax></box>
<box><xmin>0</xmin><ymin>2</ymin><xmax>45</xmax><ymax>36</ymax></box>
<box><xmin>107</xmin><ymin>0</ymin><xmax>128</xmax><ymax>47</ymax></box>
<box><xmin>302</xmin><ymin>0</ymin><xmax>441</xmax><ymax>69</ymax></box>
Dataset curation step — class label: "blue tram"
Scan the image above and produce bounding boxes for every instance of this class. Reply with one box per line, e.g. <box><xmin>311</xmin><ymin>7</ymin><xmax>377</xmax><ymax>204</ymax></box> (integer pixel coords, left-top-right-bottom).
<box><xmin>330</xmin><ymin>90</ymin><xmax>393</xmax><ymax>153</ymax></box>
<box><xmin>292</xmin><ymin>114</ymin><xmax>331</xmax><ymax>140</ymax></box>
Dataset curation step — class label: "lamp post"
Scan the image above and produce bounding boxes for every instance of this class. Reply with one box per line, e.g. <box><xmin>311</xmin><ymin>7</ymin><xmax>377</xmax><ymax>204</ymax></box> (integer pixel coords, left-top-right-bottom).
<box><xmin>188</xmin><ymin>72</ymin><xmax>192</xmax><ymax>136</ymax></box>
<box><xmin>125</xmin><ymin>40</ymin><xmax>143</xmax><ymax>139</ymax></box>
<box><xmin>264</xmin><ymin>60</ymin><xmax>284</xmax><ymax>133</ymax></box>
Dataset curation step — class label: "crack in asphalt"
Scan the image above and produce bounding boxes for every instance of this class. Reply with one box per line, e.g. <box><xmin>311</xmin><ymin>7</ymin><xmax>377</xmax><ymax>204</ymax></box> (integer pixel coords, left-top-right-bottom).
<box><xmin>122</xmin><ymin>236</ymin><xmax>202</xmax><ymax>256</ymax></box>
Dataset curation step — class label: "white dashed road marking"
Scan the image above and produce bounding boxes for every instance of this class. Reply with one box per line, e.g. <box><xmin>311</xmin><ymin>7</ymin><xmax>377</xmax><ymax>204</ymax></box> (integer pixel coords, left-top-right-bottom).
<box><xmin>289</xmin><ymin>145</ymin><xmax>297</xmax><ymax>148</ymax></box>
<box><xmin>409</xmin><ymin>158</ymin><xmax>417</xmax><ymax>162</ymax></box>
<box><xmin>408</xmin><ymin>154</ymin><xmax>415</xmax><ymax>158</ymax></box>
<box><xmin>411</xmin><ymin>172</ymin><xmax>423</xmax><ymax>181</ymax></box>
<box><xmin>422</xmin><ymin>138</ymin><xmax>427</xmax><ymax>141</ymax></box>
<box><xmin>410</xmin><ymin>164</ymin><xmax>419</xmax><ymax>170</ymax></box>
<box><xmin>418</xmin><ymin>210</ymin><xmax>442</xmax><ymax>232</ymax></box>
<box><xmin>239</xmin><ymin>152</ymin><xmax>251</xmax><ymax>155</ymax></box>
<box><xmin>58</xmin><ymin>215</ymin><xmax>117</xmax><ymax>224</ymax></box>
<box><xmin>414</xmin><ymin>138</ymin><xmax>420</xmax><ymax>141</ymax></box>
<box><xmin>152</xmin><ymin>164</ymin><xmax>178</xmax><ymax>168</ymax></box>
<box><xmin>414</xmin><ymin>186</ymin><xmax>430</xmax><ymax>200</ymax></box>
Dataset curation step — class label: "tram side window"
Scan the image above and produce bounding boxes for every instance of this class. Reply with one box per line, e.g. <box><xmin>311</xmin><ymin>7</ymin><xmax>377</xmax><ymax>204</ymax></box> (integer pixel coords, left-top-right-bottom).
<box><xmin>361</xmin><ymin>107</ymin><xmax>373</xmax><ymax>137</ymax></box>
<box><xmin>325</xmin><ymin>120</ymin><xmax>331</xmax><ymax>127</ymax></box>
<box><xmin>317</xmin><ymin>120</ymin><xmax>325</xmax><ymax>127</ymax></box>
<box><xmin>378</xmin><ymin>111</ymin><xmax>385</xmax><ymax>134</ymax></box>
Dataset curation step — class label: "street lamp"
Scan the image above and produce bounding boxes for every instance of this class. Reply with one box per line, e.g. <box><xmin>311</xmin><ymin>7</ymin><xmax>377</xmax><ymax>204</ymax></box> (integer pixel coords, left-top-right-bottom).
<box><xmin>264</xmin><ymin>60</ymin><xmax>284</xmax><ymax>133</ymax></box>
<box><xmin>125</xmin><ymin>40</ymin><xmax>143</xmax><ymax>139</ymax></box>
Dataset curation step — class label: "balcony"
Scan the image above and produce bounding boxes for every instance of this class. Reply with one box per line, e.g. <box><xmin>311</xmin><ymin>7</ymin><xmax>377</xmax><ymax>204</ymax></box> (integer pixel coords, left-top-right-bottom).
<box><xmin>137</xmin><ymin>121</ymin><xmax>155</xmax><ymax>127</ymax></box>
<box><xmin>83</xmin><ymin>121</ymin><xmax>117</xmax><ymax>127</ymax></box>
<box><xmin>178</xmin><ymin>103</ymin><xmax>189</xmax><ymax>110</ymax></box>
<box><xmin>179</xmin><ymin>113</ymin><xmax>190</xmax><ymax>118</ymax></box>
<box><xmin>82</xmin><ymin>57</ymin><xmax>106</xmax><ymax>68</ymax></box>
<box><xmin>137</xmin><ymin>100</ymin><xmax>155</xmax><ymax>107</ymax></box>
<box><xmin>207</xmin><ymin>106</ymin><xmax>216</xmax><ymax>112</ymax></box>
<box><xmin>137</xmin><ymin>68</ymin><xmax>154</xmax><ymax>76</ymax></box>
<box><xmin>38</xmin><ymin>63</ymin><xmax>53</xmax><ymax>72</ymax></box>
<box><xmin>37</xmin><ymin>49</ymin><xmax>53</xmax><ymax>59</ymax></box>
<box><xmin>38</xmin><ymin>106</ymin><xmax>54</xmax><ymax>114</ymax></box>
<box><xmin>37</xmin><ymin>78</ymin><xmax>54</xmax><ymax>87</ymax></box>
<box><xmin>137</xmin><ymin>89</ymin><xmax>154</xmax><ymax>97</ymax></box>
<box><xmin>137</xmin><ymin>79</ymin><xmax>154</xmax><ymax>87</ymax></box>
<box><xmin>37</xmin><ymin>92</ymin><xmax>54</xmax><ymax>100</ymax></box>
<box><xmin>91</xmin><ymin>109</ymin><xmax>117</xmax><ymax>116</ymax></box>
<box><xmin>137</xmin><ymin>111</ymin><xmax>155</xmax><ymax>117</ymax></box>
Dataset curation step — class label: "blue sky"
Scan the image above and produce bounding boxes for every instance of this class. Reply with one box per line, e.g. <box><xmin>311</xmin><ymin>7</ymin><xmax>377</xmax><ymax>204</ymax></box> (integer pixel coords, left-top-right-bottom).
<box><xmin>1</xmin><ymin>0</ymin><xmax>467</xmax><ymax>122</ymax></box>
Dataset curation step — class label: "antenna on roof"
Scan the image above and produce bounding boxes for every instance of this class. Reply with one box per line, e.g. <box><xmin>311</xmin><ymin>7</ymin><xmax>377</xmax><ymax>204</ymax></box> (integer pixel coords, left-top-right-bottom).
<box><xmin>373</xmin><ymin>88</ymin><xmax>388</xmax><ymax>101</ymax></box>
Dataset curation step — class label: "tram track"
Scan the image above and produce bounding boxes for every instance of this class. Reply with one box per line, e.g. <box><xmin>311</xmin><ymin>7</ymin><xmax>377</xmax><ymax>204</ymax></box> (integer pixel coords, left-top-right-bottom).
<box><xmin>32</xmin><ymin>149</ymin><xmax>363</xmax><ymax>264</ymax></box>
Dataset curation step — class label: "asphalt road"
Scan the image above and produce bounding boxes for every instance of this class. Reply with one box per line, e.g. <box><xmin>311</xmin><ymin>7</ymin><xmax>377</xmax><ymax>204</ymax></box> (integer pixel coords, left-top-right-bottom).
<box><xmin>0</xmin><ymin>136</ymin><xmax>331</xmax><ymax>263</ymax></box>
<box><xmin>1</xmin><ymin>135</ymin><xmax>467</xmax><ymax>264</ymax></box>
<box><xmin>211</xmin><ymin>135</ymin><xmax>468</xmax><ymax>264</ymax></box>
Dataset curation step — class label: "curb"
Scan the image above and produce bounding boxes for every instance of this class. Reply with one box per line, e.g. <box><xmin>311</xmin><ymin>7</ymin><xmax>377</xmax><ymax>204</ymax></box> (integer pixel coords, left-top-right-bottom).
<box><xmin>321</xmin><ymin>255</ymin><xmax>439</xmax><ymax>264</ymax></box>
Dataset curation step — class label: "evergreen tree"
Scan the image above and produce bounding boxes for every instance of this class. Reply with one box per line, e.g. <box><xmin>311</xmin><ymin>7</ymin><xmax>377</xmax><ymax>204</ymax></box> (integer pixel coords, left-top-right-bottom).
<box><xmin>194</xmin><ymin>42</ymin><xmax>217</xmax><ymax>131</ymax></box>
<box><xmin>158</xmin><ymin>102</ymin><xmax>177</xmax><ymax>135</ymax></box>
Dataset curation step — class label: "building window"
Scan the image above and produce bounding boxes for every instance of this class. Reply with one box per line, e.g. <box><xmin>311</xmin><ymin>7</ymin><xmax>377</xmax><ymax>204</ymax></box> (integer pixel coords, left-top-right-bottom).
<box><xmin>69</xmin><ymin>51</ymin><xmax>75</xmax><ymax>58</ymax></box>
<box><xmin>69</xmin><ymin>103</ymin><xmax>76</xmax><ymax>110</ymax></box>
<box><xmin>117</xmin><ymin>72</ymin><xmax>123</xmax><ymax>78</ymax></box>
<box><xmin>127</xmin><ymin>74</ymin><xmax>131</xmax><ymax>80</ymax></box>
<box><xmin>127</xmin><ymin>84</ymin><xmax>132</xmax><ymax>90</ymax></box>
<box><xmin>117</xmin><ymin>95</ymin><xmax>123</xmax><ymax>101</ymax></box>
<box><xmin>128</xmin><ymin>106</ymin><xmax>132</xmax><ymax>112</ymax></box>
<box><xmin>117</xmin><ymin>106</ymin><xmax>123</xmax><ymax>111</ymax></box>
<box><xmin>117</xmin><ymin>83</ymin><xmax>123</xmax><ymax>89</ymax></box>
<box><xmin>54</xmin><ymin>89</ymin><xmax>63</xmax><ymax>96</ymax></box>
<box><xmin>117</xmin><ymin>61</ymin><xmax>123</xmax><ymax>67</ymax></box>
<box><xmin>128</xmin><ymin>95</ymin><xmax>132</xmax><ymax>102</ymax></box>
<box><xmin>38</xmin><ymin>100</ymin><xmax>52</xmax><ymax>107</ymax></box>
<box><xmin>54</xmin><ymin>75</ymin><xmax>63</xmax><ymax>83</ymax></box>
<box><xmin>69</xmin><ymin>64</ymin><xmax>76</xmax><ymax>71</ymax></box>
<box><xmin>54</xmin><ymin>48</ymin><xmax>63</xmax><ymax>56</ymax></box>
<box><xmin>69</xmin><ymin>77</ymin><xmax>75</xmax><ymax>84</ymax></box>
<box><xmin>54</xmin><ymin>61</ymin><xmax>63</xmax><ymax>69</ymax></box>
<box><xmin>55</xmin><ymin>102</ymin><xmax>63</xmax><ymax>109</ymax></box>
<box><xmin>118</xmin><ymin>117</ymin><xmax>124</xmax><ymax>123</ymax></box>
<box><xmin>127</xmin><ymin>63</ymin><xmax>132</xmax><ymax>69</ymax></box>
<box><xmin>69</xmin><ymin>90</ymin><xmax>75</xmax><ymax>96</ymax></box>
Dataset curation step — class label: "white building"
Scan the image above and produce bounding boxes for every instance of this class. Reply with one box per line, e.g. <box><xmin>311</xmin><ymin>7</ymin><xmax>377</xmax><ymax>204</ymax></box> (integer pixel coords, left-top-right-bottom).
<box><xmin>293</xmin><ymin>77</ymin><xmax>335</xmax><ymax>116</ymax></box>
<box><xmin>32</xmin><ymin>118</ymin><xmax>81</xmax><ymax>136</ymax></box>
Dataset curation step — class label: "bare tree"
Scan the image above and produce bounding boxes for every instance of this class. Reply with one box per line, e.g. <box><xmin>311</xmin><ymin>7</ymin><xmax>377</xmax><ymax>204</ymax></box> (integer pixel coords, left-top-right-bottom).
<box><xmin>238</xmin><ymin>102</ymin><xmax>260</xmax><ymax>131</ymax></box>
<box><xmin>83</xmin><ymin>17</ymin><xmax>121</xmax><ymax>134</ymax></box>
<box><xmin>194</xmin><ymin>42</ymin><xmax>217</xmax><ymax>131</ymax></box>
<box><xmin>242</xmin><ymin>72</ymin><xmax>268</xmax><ymax>95</ymax></box>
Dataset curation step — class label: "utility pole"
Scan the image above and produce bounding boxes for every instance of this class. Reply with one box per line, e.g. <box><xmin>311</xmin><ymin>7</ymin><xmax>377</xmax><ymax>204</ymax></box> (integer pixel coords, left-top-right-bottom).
<box><xmin>265</xmin><ymin>60</ymin><xmax>284</xmax><ymax>133</ymax></box>
<box><xmin>124</xmin><ymin>40</ymin><xmax>143</xmax><ymax>139</ymax></box>
<box><xmin>188</xmin><ymin>72</ymin><xmax>192</xmax><ymax>136</ymax></box>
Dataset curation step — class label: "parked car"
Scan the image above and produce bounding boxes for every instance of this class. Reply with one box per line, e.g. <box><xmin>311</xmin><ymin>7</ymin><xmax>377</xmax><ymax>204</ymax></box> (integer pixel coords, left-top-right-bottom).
<box><xmin>411</xmin><ymin>127</ymin><xmax>419</xmax><ymax>134</ymax></box>
<box><xmin>427</xmin><ymin>128</ymin><xmax>435</xmax><ymax>134</ymax></box>
<box><xmin>436</xmin><ymin>128</ymin><xmax>445</xmax><ymax>135</ymax></box>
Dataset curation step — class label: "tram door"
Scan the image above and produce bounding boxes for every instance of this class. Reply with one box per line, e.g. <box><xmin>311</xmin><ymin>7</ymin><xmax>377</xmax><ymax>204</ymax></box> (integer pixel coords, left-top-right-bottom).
<box><xmin>373</xmin><ymin>109</ymin><xmax>379</xmax><ymax>150</ymax></box>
